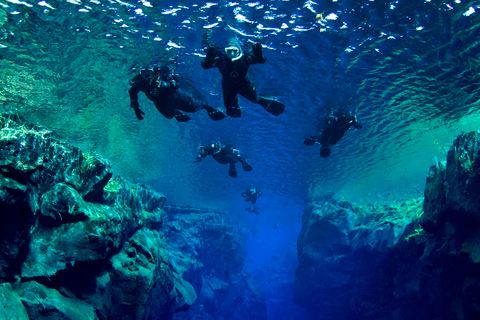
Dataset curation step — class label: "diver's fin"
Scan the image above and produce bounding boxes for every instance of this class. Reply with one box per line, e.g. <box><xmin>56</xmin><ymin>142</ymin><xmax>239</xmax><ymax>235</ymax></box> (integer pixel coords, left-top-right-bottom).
<box><xmin>303</xmin><ymin>136</ymin><xmax>316</xmax><ymax>146</ymax></box>
<box><xmin>259</xmin><ymin>97</ymin><xmax>285</xmax><ymax>116</ymax></box>
<box><xmin>206</xmin><ymin>107</ymin><xmax>227</xmax><ymax>121</ymax></box>
<box><xmin>227</xmin><ymin>106</ymin><xmax>241</xmax><ymax>118</ymax></box>
<box><xmin>242</xmin><ymin>163</ymin><xmax>253</xmax><ymax>171</ymax></box>
<box><xmin>174</xmin><ymin>111</ymin><xmax>191</xmax><ymax>122</ymax></box>
<box><xmin>320</xmin><ymin>146</ymin><xmax>331</xmax><ymax>158</ymax></box>
<box><xmin>229</xmin><ymin>167</ymin><xmax>238</xmax><ymax>178</ymax></box>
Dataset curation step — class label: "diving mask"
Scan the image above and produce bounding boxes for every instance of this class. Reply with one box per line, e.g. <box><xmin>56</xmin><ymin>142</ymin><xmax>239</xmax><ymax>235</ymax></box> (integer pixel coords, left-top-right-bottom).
<box><xmin>225</xmin><ymin>46</ymin><xmax>243</xmax><ymax>61</ymax></box>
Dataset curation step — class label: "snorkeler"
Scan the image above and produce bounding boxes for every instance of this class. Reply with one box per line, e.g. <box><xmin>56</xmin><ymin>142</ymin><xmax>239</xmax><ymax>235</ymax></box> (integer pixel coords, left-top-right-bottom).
<box><xmin>304</xmin><ymin>110</ymin><xmax>362</xmax><ymax>157</ymax></box>
<box><xmin>128</xmin><ymin>65</ymin><xmax>226</xmax><ymax>122</ymax></box>
<box><xmin>194</xmin><ymin>142</ymin><xmax>253</xmax><ymax>178</ymax></box>
<box><xmin>201</xmin><ymin>37</ymin><xmax>285</xmax><ymax>118</ymax></box>
<box><xmin>241</xmin><ymin>188</ymin><xmax>262</xmax><ymax>205</ymax></box>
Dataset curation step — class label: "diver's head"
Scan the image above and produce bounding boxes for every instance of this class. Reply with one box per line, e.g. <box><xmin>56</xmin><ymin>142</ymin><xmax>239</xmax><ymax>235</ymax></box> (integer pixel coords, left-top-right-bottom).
<box><xmin>225</xmin><ymin>46</ymin><xmax>243</xmax><ymax>61</ymax></box>
<box><xmin>212</xmin><ymin>142</ymin><xmax>223</xmax><ymax>154</ymax></box>
<box><xmin>225</xmin><ymin>38</ymin><xmax>243</xmax><ymax>61</ymax></box>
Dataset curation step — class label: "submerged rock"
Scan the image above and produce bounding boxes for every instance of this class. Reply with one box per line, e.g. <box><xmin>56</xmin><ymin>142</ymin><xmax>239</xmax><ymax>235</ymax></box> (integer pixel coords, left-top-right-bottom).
<box><xmin>164</xmin><ymin>207</ymin><xmax>267</xmax><ymax>320</ymax></box>
<box><xmin>295</xmin><ymin>130</ymin><xmax>480</xmax><ymax>320</ymax></box>
<box><xmin>422</xmin><ymin>131</ymin><xmax>480</xmax><ymax>262</ymax></box>
<box><xmin>0</xmin><ymin>282</ymin><xmax>29</xmax><ymax>319</ymax></box>
<box><xmin>0</xmin><ymin>114</ymin><xmax>193</xmax><ymax>319</ymax></box>
<box><xmin>14</xmin><ymin>281</ymin><xmax>97</xmax><ymax>320</ymax></box>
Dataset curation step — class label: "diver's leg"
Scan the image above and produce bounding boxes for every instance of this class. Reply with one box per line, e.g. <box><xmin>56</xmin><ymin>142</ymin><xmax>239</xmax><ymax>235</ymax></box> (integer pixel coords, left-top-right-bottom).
<box><xmin>238</xmin><ymin>157</ymin><xmax>253</xmax><ymax>171</ymax></box>
<box><xmin>328</xmin><ymin>132</ymin><xmax>345</xmax><ymax>146</ymax></box>
<box><xmin>229</xmin><ymin>163</ymin><xmax>238</xmax><ymax>178</ymax></box>
<box><xmin>153</xmin><ymin>100</ymin><xmax>179</xmax><ymax>121</ymax></box>
<box><xmin>173</xmin><ymin>90</ymin><xmax>225</xmax><ymax>120</ymax></box>
<box><xmin>223</xmin><ymin>81</ymin><xmax>241</xmax><ymax>117</ymax></box>
<box><xmin>319</xmin><ymin>131</ymin><xmax>332</xmax><ymax>157</ymax></box>
<box><xmin>239</xmin><ymin>79</ymin><xmax>285</xmax><ymax>116</ymax></box>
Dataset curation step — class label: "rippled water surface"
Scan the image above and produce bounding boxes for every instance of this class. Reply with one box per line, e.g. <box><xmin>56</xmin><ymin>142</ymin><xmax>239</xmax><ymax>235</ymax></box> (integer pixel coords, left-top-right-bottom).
<box><xmin>1</xmin><ymin>0</ymin><xmax>480</xmax><ymax>217</ymax></box>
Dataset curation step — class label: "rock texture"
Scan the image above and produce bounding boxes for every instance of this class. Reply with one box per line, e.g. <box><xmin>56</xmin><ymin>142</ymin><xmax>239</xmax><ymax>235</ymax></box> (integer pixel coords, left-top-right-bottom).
<box><xmin>0</xmin><ymin>114</ymin><xmax>195</xmax><ymax>319</ymax></box>
<box><xmin>295</xmin><ymin>130</ymin><xmax>480</xmax><ymax>320</ymax></box>
<box><xmin>163</xmin><ymin>207</ymin><xmax>267</xmax><ymax>320</ymax></box>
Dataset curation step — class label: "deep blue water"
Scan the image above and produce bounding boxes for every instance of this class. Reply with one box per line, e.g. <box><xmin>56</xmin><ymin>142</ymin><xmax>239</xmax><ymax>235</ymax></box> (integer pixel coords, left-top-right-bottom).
<box><xmin>1</xmin><ymin>0</ymin><xmax>480</xmax><ymax>318</ymax></box>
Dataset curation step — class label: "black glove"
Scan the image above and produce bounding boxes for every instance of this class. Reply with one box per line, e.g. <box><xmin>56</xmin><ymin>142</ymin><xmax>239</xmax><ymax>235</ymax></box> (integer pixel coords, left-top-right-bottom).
<box><xmin>202</xmin><ymin>46</ymin><xmax>217</xmax><ymax>68</ymax></box>
<box><xmin>194</xmin><ymin>156</ymin><xmax>202</xmax><ymax>163</ymax></box>
<box><xmin>206</xmin><ymin>46</ymin><xmax>217</xmax><ymax>60</ymax></box>
<box><xmin>131</xmin><ymin>101</ymin><xmax>145</xmax><ymax>120</ymax></box>
<box><xmin>253</xmin><ymin>43</ymin><xmax>262</xmax><ymax>54</ymax></box>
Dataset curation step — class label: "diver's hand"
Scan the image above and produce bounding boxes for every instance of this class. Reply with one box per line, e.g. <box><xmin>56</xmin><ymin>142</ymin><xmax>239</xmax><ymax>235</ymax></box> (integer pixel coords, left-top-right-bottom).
<box><xmin>194</xmin><ymin>156</ymin><xmax>202</xmax><ymax>163</ymax></box>
<box><xmin>252</xmin><ymin>42</ymin><xmax>266</xmax><ymax>63</ymax></box>
<box><xmin>169</xmin><ymin>80</ymin><xmax>178</xmax><ymax>89</ymax></box>
<box><xmin>131</xmin><ymin>101</ymin><xmax>145</xmax><ymax>120</ymax></box>
<box><xmin>253</xmin><ymin>42</ymin><xmax>263</xmax><ymax>54</ymax></box>
<box><xmin>202</xmin><ymin>46</ymin><xmax>217</xmax><ymax>68</ymax></box>
<box><xmin>206</xmin><ymin>46</ymin><xmax>217</xmax><ymax>58</ymax></box>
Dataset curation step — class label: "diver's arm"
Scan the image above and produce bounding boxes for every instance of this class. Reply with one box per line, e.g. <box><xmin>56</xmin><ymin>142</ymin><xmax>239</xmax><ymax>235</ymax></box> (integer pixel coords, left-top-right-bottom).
<box><xmin>195</xmin><ymin>146</ymin><xmax>211</xmax><ymax>162</ymax></box>
<box><xmin>201</xmin><ymin>46</ymin><xmax>219</xmax><ymax>69</ymax></box>
<box><xmin>128</xmin><ymin>78</ymin><xmax>142</xmax><ymax>105</ymax></box>
<box><xmin>352</xmin><ymin>116</ymin><xmax>363</xmax><ymax>129</ymax></box>
<box><xmin>128</xmin><ymin>78</ymin><xmax>146</xmax><ymax>120</ymax></box>
<box><xmin>249</xmin><ymin>42</ymin><xmax>266</xmax><ymax>64</ymax></box>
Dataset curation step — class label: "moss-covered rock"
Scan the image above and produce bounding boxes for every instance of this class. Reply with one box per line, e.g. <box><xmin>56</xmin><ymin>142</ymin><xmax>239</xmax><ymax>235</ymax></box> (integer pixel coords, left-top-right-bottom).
<box><xmin>14</xmin><ymin>281</ymin><xmax>97</xmax><ymax>320</ymax></box>
<box><xmin>0</xmin><ymin>113</ymin><xmax>192</xmax><ymax>319</ymax></box>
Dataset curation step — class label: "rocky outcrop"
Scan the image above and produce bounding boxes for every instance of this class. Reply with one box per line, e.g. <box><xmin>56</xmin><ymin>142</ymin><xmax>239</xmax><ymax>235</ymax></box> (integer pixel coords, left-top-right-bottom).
<box><xmin>164</xmin><ymin>207</ymin><xmax>267</xmax><ymax>320</ymax></box>
<box><xmin>0</xmin><ymin>113</ymin><xmax>195</xmax><ymax>319</ymax></box>
<box><xmin>295</xmin><ymin>130</ymin><xmax>480</xmax><ymax>320</ymax></box>
<box><xmin>421</xmin><ymin>131</ymin><xmax>480</xmax><ymax>263</ymax></box>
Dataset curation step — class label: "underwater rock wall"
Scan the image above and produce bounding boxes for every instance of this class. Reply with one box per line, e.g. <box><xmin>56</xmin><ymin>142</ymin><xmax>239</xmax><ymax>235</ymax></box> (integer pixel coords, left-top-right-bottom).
<box><xmin>164</xmin><ymin>206</ymin><xmax>267</xmax><ymax>320</ymax></box>
<box><xmin>295</xmin><ymin>130</ymin><xmax>480</xmax><ymax>320</ymax></box>
<box><xmin>0</xmin><ymin>114</ymin><xmax>196</xmax><ymax>320</ymax></box>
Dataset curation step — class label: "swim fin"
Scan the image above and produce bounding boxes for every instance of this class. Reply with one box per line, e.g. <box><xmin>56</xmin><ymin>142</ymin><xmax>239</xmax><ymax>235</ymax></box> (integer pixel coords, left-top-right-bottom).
<box><xmin>259</xmin><ymin>97</ymin><xmax>285</xmax><ymax>116</ymax></box>
<box><xmin>242</xmin><ymin>162</ymin><xmax>253</xmax><ymax>171</ymax></box>
<box><xmin>174</xmin><ymin>111</ymin><xmax>191</xmax><ymax>122</ymax></box>
<box><xmin>206</xmin><ymin>107</ymin><xmax>226</xmax><ymax>121</ymax></box>
<box><xmin>320</xmin><ymin>146</ymin><xmax>331</xmax><ymax>158</ymax></box>
<box><xmin>229</xmin><ymin>167</ymin><xmax>238</xmax><ymax>178</ymax></box>
<box><xmin>304</xmin><ymin>136</ymin><xmax>316</xmax><ymax>146</ymax></box>
<box><xmin>227</xmin><ymin>105</ymin><xmax>241</xmax><ymax>118</ymax></box>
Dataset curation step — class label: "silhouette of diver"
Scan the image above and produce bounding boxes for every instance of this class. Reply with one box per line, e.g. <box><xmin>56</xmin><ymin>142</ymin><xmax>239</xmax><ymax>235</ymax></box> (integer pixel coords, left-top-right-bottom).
<box><xmin>245</xmin><ymin>206</ymin><xmax>260</xmax><ymax>215</ymax></box>
<box><xmin>129</xmin><ymin>65</ymin><xmax>226</xmax><ymax>122</ymax></box>
<box><xmin>241</xmin><ymin>188</ymin><xmax>262</xmax><ymax>205</ymax></box>
<box><xmin>201</xmin><ymin>37</ymin><xmax>285</xmax><ymax>118</ymax></box>
<box><xmin>304</xmin><ymin>110</ymin><xmax>362</xmax><ymax>157</ymax></box>
<box><xmin>195</xmin><ymin>142</ymin><xmax>253</xmax><ymax>177</ymax></box>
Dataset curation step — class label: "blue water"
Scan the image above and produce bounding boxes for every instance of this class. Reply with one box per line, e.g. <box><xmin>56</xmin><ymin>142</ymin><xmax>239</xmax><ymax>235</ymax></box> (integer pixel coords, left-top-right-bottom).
<box><xmin>1</xmin><ymin>0</ymin><xmax>480</xmax><ymax>318</ymax></box>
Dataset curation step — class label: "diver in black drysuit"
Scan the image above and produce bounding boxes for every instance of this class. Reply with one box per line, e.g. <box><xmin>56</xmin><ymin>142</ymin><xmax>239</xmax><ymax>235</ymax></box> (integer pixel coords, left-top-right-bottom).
<box><xmin>241</xmin><ymin>188</ymin><xmax>262</xmax><ymax>205</ymax></box>
<box><xmin>129</xmin><ymin>66</ymin><xmax>226</xmax><ymax>122</ymax></box>
<box><xmin>194</xmin><ymin>142</ymin><xmax>253</xmax><ymax>178</ymax></box>
<box><xmin>201</xmin><ymin>38</ymin><xmax>285</xmax><ymax>118</ymax></box>
<box><xmin>304</xmin><ymin>111</ymin><xmax>363</xmax><ymax>157</ymax></box>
